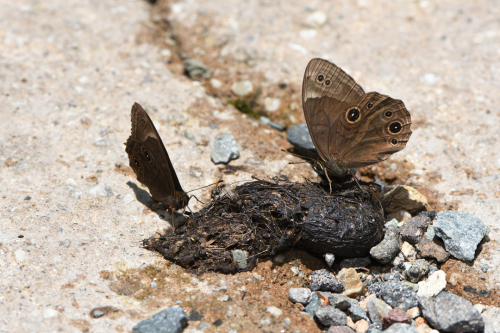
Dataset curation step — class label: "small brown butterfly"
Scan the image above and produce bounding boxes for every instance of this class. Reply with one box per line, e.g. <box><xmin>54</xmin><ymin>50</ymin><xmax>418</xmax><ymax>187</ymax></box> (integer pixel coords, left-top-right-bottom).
<box><xmin>125</xmin><ymin>103</ymin><xmax>189</xmax><ymax>211</ymax></box>
<box><xmin>302</xmin><ymin>58</ymin><xmax>412</xmax><ymax>181</ymax></box>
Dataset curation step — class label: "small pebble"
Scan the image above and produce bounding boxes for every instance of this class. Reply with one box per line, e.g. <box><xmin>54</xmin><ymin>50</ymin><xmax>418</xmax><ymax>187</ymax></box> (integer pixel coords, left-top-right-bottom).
<box><xmin>231</xmin><ymin>80</ymin><xmax>253</xmax><ymax>96</ymax></box>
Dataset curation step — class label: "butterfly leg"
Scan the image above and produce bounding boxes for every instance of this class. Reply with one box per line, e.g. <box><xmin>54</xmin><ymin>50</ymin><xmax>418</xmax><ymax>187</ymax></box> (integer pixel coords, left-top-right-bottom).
<box><xmin>324</xmin><ymin>170</ymin><xmax>333</xmax><ymax>194</ymax></box>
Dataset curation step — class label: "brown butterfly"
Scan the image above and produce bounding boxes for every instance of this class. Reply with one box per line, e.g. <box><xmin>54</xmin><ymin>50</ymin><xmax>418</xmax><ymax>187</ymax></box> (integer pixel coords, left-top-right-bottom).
<box><xmin>125</xmin><ymin>103</ymin><xmax>189</xmax><ymax>211</ymax></box>
<box><xmin>302</xmin><ymin>58</ymin><xmax>412</xmax><ymax>182</ymax></box>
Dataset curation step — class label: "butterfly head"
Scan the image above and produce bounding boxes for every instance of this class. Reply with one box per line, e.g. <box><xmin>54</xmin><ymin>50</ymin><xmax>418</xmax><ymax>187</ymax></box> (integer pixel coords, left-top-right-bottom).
<box><xmin>173</xmin><ymin>190</ymin><xmax>190</xmax><ymax>210</ymax></box>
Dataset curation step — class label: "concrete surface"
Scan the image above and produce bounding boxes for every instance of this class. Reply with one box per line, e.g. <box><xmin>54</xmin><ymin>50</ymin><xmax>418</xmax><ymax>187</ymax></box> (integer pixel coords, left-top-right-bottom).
<box><xmin>0</xmin><ymin>0</ymin><xmax>499</xmax><ymax>332</ymax></box>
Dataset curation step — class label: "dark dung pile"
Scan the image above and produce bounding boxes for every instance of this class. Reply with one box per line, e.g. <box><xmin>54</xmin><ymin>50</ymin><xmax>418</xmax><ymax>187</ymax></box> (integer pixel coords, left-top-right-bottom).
<box><xmin>143</xmin><ymin>179</ymin><xmax>385</xmax><ymax>273</ymax></box>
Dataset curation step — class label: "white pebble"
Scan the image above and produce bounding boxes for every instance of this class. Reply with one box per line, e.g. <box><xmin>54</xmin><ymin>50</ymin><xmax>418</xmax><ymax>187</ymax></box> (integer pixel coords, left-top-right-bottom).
<box><xmin>14</xmin><ymin>249</ymin><xmax>26</xmax><ymax>262</ymax></box>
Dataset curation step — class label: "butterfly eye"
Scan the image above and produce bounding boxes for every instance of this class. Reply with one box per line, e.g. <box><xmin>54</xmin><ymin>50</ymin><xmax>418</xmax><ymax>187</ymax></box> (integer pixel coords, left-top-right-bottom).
<box><xmin>144</xmin><ymin>150</ymin><xmax>152</xmax><ymax>163</ymax></box>
<box><xmin>367</xmin><ymin>103</ymin><xmax>373</xmax><ymax>109</ymax></box>
<box><xmin>134</xmin><ymin>159</ymin><xmax>141</xmax><ymax>168</ymax></box>
<box><xmin>390</xmin><ymin>138</ymin><xmax>398</xmax><ymax>146</ymax></box>
<box><xmin>317</xmin><ymin>74</ymin><xmax>324</xmax><ymax>82</ymax></box>
<box><xmin>346</xmin><ymin>108</ymin><xmax>361</xmax><ymax>123</ymax></box>
<box><xmin>384</xmin><ymin>110</ymin><xmax>393</xmax><ymax>118</ymax></box>
<box><xmin>325</xmin><ymin>79</ymin><xmax>331</xmax><ymax>86</ymax></box>
<box><xmin>389</xmin><ymin>122</ymin><xmax>402</xmax><ymax>134</ymax></box>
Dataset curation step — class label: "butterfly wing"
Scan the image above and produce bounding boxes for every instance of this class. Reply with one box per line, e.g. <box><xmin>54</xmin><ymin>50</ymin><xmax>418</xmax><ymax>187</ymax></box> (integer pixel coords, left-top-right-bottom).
<box><xmin>125</xmin><ymin>103</ymin><xmax>187</xmax><ymax>209</ymax></box>
<box><xmin>302</xmin><ymin>58</ymin><xmax>365</xmax><ymax>163</ymax></box>
<box><xmin>338</xmin><ymin>92</ymin><xmax>412</xmax><ymax>168</ymax></box>
<box><xmin>302</xmin><ymin>58</ymin><xmax>411</xmax><ymax>170</ymax></box>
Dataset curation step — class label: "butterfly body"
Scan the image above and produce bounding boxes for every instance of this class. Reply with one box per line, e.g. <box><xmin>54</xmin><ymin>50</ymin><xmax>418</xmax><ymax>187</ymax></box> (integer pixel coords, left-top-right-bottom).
<box><xmin>125</xmin><ymin>103</ymin><xmax>189</xmax><ymax>210</ymax></box>
<box><xmin>302</xmin><ymin>58</ymin><xmax>412</xmax><ymax>179</ymax></box>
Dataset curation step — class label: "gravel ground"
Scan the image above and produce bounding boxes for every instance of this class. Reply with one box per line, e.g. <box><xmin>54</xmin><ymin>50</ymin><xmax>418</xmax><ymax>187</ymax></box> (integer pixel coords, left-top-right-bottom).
<box><xmin>1</xmin><ymin>0</ymin><xmax>499</xmax><ymax>332</ymax></box>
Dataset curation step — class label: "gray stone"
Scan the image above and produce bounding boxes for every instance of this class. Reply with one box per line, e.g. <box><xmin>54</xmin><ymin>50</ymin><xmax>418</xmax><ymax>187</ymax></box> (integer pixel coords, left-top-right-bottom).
<box><xmin>433</xmin><ymin>211</ymin><xmax>490</xmax><ymax>262</ymax></box>
<box><xmin>231</xmin><ymin>249</ymin><xmax>248</xmax><ymax>269</ymax></box>
<box><xmin>328</xmin><ymin>294</ymin><xmax>351</xmax><ymax>311</ymax></box>
<box><xmin>483</xmin><ymin>306</ymin><xmax>500</xmax><ymax>333</ymax></box>
<box><xmin>309</xmin><ymin>269</ymin><xmax>344</xmax><ymax>293</ymax></box>
<box><xmin>383</xmin><ymin>323</ymin><xmax>418</xmax><ymax>333</ymax></box>
<box><xmin>313</xmin><ymin>305</ymin><xmax>348</xmax><ymax>327</ymax></box>
<box><xmin>286</xmin><ymin>123</ymin><xmax>318</xmax><ymax>159</ymax></box>
<box><xmin>419</xmin><ymin>291</ymin><xmax>484</xmax><ymax>332</ymax></box>
<box><xmin>345</xmin><ymin>298</ymin><xmax>369</xmax><ymax>322</ymax></box>
<box><xmin>370</xmin><ymin>225</ymin><xmax>400</xmax><ymax>264</ymax></box>
<box><xmin>367</xmin><ymin>322</ymin><xmax>383</xmax><ymax>333</ymax></box>
<box><xmin>288</xmin><ymin>288</ymin><xmax>312</xmax><ymax>305</ymax></box>
<box><xmin>210</xmin><ymin>134</ymin><xmax>240</xmax><ymax>164</ymax></box>
<box><xmin>481</xmin><ymin>264</ymin><xmax>489</xmax><ymax>272</ymax></box>
<box><xmin>368</xmin><ymin>281</ymin><xmax>418</xmax><ymax>311</ymax></box>
<box><xmin>183</xmin><ymin>58</ymin><xmax>210</xmax><ymax>79</ymax></box>
<box><xmin>404</xmin><ymin>259</ymin><xmax>430</xmax><ymax>283</ymax></box>
<box><xmin>132</xmin><ymin>305</ymin><xmax>188</xmax><ymax>333</ymax></box>
<box><xmin>382</xmin><ymin>272</ymin><xmax>403</xmax><ymax>281</ymax></box>
<box><xmin>260</xmin><ymin>116</ymin><xmax>285</xmax><ymax>131</ymax></box>
<box><xmin>304</xmin><ymin>292</ymin><xmax>321</xmax><ymax>317</ymax></box>
<box><xmin>366</xmin><ymin>297</ymin><xmax>392</xmax><ymax>323</ymax></box>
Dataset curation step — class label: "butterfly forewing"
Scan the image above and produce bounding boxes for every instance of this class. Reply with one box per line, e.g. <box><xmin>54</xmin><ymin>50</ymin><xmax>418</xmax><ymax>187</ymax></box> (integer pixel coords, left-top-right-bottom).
<box><xmin>302</xmin><ymin>58</ymin><xmax>412</xmax><ymax>176</ymax></box>
<box><xmin>125</xmin><ymin>103</ymin><xmax>188</xmax><ymax>209</ymax></box>
<box><xmin>302</xmin><ymin>58</ymin><xmax>365</xmax><ymax>163</ymax></box>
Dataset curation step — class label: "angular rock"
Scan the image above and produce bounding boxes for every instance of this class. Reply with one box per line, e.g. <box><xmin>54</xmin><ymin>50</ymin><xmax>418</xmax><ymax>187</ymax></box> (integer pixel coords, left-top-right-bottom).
<box><xmin>382</xmin><ymin>272</ymin><xmax>403</xmax><ymax>282</ymax></box>
<box><xmin>338</xmin><ymin>257</ymin><xmax>371</xmax><ymax>269</ymax></box>
<box><xmin>419</xmin><ymin>291</ymin><xmax>484</xmax><ymax>332</ymax></box>
<box><xmin>370</xmin><ymin>225</ymin><xmax>400</xmax><ymax>264</ymax></box>
<box><xmin>210</xmin><ymin>134</ymin><xmax>240</xmax><ymax>164</ymax></box>
<box><xmin>366</xmin><ymin>297</ymin><xmax>392</xmax><ymax>323</ymax></box>
<box><xmin>401</xmin><ymin>241</ymin><xmax>417</xmax><ymax>259</ymax></box>
<box><xmin>416</xmin><ymin>236</ymin><xmax>450</xmax><ymax>263</ymax></box>
<box><xmin>286</xmin><ymin>123</ymin><xmax>318</xmax><ymax>159</ymax></box>
<box><xmin>482</xmin><ymin>305</ymin><xmax>500</xmax><ymax>333</ymax></box>
<box><xmin>183</xmin><ymin>58</ymin><xmax>210</xmax><ymax>79</ymax></box>
<box><xmin>288</xmin><ymin>288</ymin><xmax>312</xmax><ymax>305</ymax></box>
<box><xmin>382</xmin><ymin>307</ymin><xmax>412</xmax><ymax>329</ymax></box>
<box><xmin>337</xmin><ymin>268</ymin><xmax>364</xmax><ymax>297</ymax></box>
<box><xmin>382</xmin><ymin>185</ymin><xmax>428</xmax><ymax>215</ymax></box>
<box><xmin>367</xmin><ymin>322</ymin><xmax>383</xmax><ymax>332</ymax></box>
<box><xmin>399</xmin><ymin>214</ymin><xmax>432</xmax><ymax>244</ymax></box>
<box><xmin>328</xmin><ymin>294</ymin><xmax>351</xmax><ymax>311</ymax></box>
<box><xmin>433</xmin><ymin>211</ymin><xmax>490</xmax><ymax>262</ymax></box>
<box><xmin>407</xmin><ymin>306</ymin><xmax>421</xmax><ymax>319</ymax></box>
<box><xmin>355</xmin><ymin>319</ymin><xmax>369</xmax><ymax>333</ymax></box>
<box><xmin>260</xmin><ymin>116</ymin><xmax>285</xmax><ymax>131</ymax></box>
<box><xmin>231</xmin><ymin>249</ymin><xmax>248</xmax><ymax>269</ymax></box>
<box><xmin>345</xmin><ymin>299</ymin><xmax>369</xmax><ymax>322</ymax></box>
<box><xmin>368</xmin><ymin>281</ymin><xmax>418</xmax><ymax>311</ymax></box>
<box><xmin>132</xmin><ymin>305</ymin><xmax>188</xmax><ymax>333</ymax></box>
<box><xmin>404</xmin><ymin>259</ymin><xmax>430</xmax><ymax>283</ymax></box>
<box><xmin>417</xmin><ymin>270</ymin><xmax>446</xmax><ymax>297</ymax></box>
<box><xmin>314</xmin><ymin>305</ymin><xmax>348</xmax><ymax>327</ymax></box>
<box><xmin>304</xmin><ymin>292</ymin><xmax>322</xmax><ymax>317</ymax></box>
<box><xmin>309</xmin><ymin>269</ymin><xmax>345</xmax><ymax>293</ymax></box>
<box><xmin>383</xmin><ymin>323</ymin><xmax>419</xmax><ymax>333</ymax></box>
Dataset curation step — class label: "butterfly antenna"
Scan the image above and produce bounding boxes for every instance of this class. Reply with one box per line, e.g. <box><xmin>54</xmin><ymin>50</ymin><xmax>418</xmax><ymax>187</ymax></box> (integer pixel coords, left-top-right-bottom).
<box><xmin>186</xmin><ymin>180</ymin><xmax>225</xmax><ymax>194</ymax></box>
<box><xmin>189</xmin><ymin>194</ymin><xmax>205</xmax><ymax>205</ymax></box>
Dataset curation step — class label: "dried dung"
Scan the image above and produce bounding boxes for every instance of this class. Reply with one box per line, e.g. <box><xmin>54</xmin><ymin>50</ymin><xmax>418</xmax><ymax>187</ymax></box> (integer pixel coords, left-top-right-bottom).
<box><xmin>144</xmin><ymin>179</ymin><xmax>385</xmax><ymax>273</ymax></box>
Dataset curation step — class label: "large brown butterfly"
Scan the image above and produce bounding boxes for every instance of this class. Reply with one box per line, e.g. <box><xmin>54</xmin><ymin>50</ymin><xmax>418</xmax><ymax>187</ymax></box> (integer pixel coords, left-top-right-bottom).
<box><xmin>302</xmin><ymin>58</ymin><xmax>412</xmax><ymax>179</ymax></box>
<box><xmin>125</xmin><ymin>103</ymin><xmax>189</xmax><ymax>210</ymax></box>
